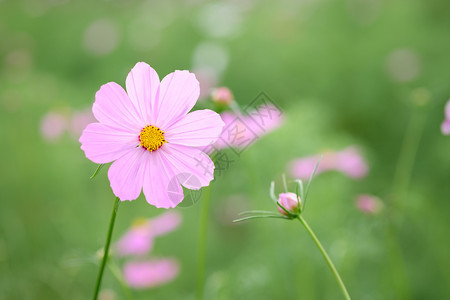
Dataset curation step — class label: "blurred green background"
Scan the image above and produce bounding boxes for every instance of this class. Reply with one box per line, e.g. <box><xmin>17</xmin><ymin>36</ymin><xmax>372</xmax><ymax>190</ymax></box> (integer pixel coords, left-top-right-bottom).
<box><xmin>1</xmin><ymin>0</ymin><xmax>449</xmax><ymax>299</ymax></box>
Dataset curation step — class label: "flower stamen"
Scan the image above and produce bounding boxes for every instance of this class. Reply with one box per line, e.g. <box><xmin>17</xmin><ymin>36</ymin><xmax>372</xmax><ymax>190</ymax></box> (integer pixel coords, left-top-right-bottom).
<box><xmin>139</xmin><ymin>125</ymin><xmax>167</xmax><ymax>151</ymax></box>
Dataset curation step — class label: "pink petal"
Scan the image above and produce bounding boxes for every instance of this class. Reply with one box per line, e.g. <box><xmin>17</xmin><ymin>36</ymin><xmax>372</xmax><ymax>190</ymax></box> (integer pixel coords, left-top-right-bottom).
<box><xmin>143</xmin><ymin>151</ymin><xmax>184</xmax><ymax>209</ymax></box>
<box><xmin>115</xmin><ymin>224</ymin><xmax>154</xmax><ymax>257</ymax></box>
<box><xmin>108</xmin><ymin>148</ymin><xmax>148</xmax><ymax>201</ymax></box>
<box><xmin>217</xmin><ymin>114</ymin><xmax>258</xmax><ymax>150</ymax></box>
<box><xmin>441</xmin><ymin>120</ymin><xmax>450</xmax><ymax>135</ymax></box>
<box><xmin>123</xmin><ymin>259</ymin><xmax>180</xmax><ymax>289</ymax></box>
<box><xmin>246</xmin><ymin>104</ymin><xmax>283</xmax><ymax>135</ymax></box>
<box><xmin>289</xmin><ymin>155</ymin><xmax>330</xmax><ymax>179</ymax></box>
<box><xmin>154</xmin><ymin>70</ymin><xmax>200</xmax><ymax>129</ymax></box>
<box><xmin>92</xmin><ymin>82</ymin><xmax>144</xmax><ymax>132</ymax></box>
<box><xmin>335</xmin><ymin>147</ymin><xmax>368</xmax><ymax>178</ymax></box>
<box><xmin>211</xmin><ymin>112</ymin><xmax>237</xmax><ymax>150</ymax></box>
<box><xmin>79</xmin><ymin>123</ymin><xmax>138</xmax><ymax>164</ymax></box>
<box><xmin>160</xmin><ymin>144</ymin><xmax>214</xmax><ymax>189</ymax></box>
<box><xmin>445</xmin><ymin>100</ymin><xmax>450</xmax><ymax>119</ymax></box>
<box><xmin>150</xmin><ymin>211</ymin><xmax>182</xmax><ymax>236</ymax></box>
<box><xmin>126</xmin><ymin>62</ymin><xmax>160</xmax><ymax>125</ymax></box>
<box><xmin>165</xmin><ymin>109</ymin><xmax>225</xmax><ymax>147</ymax></box>
<box><xmin>213</xmin><ymin>106</ymin><xmax>283</xmax><ymax>150</ymax></box>
<box><xmin>115</xmin><ymin>212</ymin><xmax>182</xmax><ymax>256</ymax></box>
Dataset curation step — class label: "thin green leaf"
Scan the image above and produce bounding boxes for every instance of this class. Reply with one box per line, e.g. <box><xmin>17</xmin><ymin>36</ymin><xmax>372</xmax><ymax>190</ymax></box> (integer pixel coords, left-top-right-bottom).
<box><xmin>276</xmin><ymin>201</ymin><xmax>296</xmax><ymax>218</ymax></box>
<box><xmin>233</xmin><ymin>215</ymin><xmax>291</xmax><ymax>223</ymax></box>
<box><xmin>282</xmin><ymin>173</ymin><xmax>288</xmax><ymax>193</ymax></box>
<box><xmin>303</xmin><ymin>156</ymin><xmax>322</xmax><ymax>209</ymax></box>
<box><xmin>295</xmin><ymin>179</ymin><xmax>303</xmax><ymax>212</ymax></box>
<box><xmin>270</xmin><ymin>181</ymin><xmax>277</xmax><ymax>202</ymax></box>
<box><xmin>90</xmin><ymin>164</ymin><xmax>104</xmax><ymax>180</ymax></box>
<box><xmin>239</xmin><ymin>210</ymin><xmax>277</xmax><ymax>216</ymax></box>
<box><xmin>295</xmin><ymin>179</ymin><xmax>304</xmax><ymax>201</ymax></box>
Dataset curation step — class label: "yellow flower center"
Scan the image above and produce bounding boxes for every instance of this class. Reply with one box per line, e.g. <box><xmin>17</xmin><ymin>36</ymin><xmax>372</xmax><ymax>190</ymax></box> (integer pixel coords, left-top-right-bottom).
<box><xmin>139</xmin><ymin>125</ymin><xmax>167</xmax><ymax>152</ymax></box>
<box><xmin>132</xmin><ymin>218</ymin><xmax>148</xmax><ymax>228</ymax></box>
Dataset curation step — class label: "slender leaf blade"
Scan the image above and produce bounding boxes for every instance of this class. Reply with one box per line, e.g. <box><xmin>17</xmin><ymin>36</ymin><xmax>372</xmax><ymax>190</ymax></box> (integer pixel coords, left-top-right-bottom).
<box><xmin>90</xmin><ymin>164</ymin><xmax>104</xmax><ymax>180</ymax></box>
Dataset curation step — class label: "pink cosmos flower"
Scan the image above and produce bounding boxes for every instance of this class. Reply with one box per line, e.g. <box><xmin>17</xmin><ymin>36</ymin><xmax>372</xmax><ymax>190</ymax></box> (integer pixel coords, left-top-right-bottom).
<box><xmin>79</xmin><ymin>62</ymin><xmax>225</xmax><ymax>208</ymax></box>
<box><xmin>355</xmin><ymin>194</ymin><xmax>383</xmax><ymax>215</ymax></box>
<box><xmin>123</xmin><ymin>259</ymin><xmax>180</xmax><ymax>289</ymax></box>
<box><xmin>116</xmin><ymin>212</ymin><xmax>181</xmax><ymax>257</ymax></box>
<box><xmin>213</xmin><ymin>104</ymin><xmax>283</xmax><ymax>150</ymax></box>
<box><xmin>441</xmin><ymin>100</ymin><xmax>450</xmax><ymax>135</ymax></box>
<box><xmin>289</xmin><ymin>146</ymin><xmax>368</xmax><ymax>179</ymax></box>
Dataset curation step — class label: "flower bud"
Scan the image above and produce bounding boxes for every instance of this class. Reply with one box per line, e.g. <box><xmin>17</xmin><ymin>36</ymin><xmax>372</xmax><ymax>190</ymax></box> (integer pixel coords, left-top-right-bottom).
<box><xmin>211</xmin><ymin>87</ymin><xmax>233</xmax><ymax>106</ymax></box>
<box><xmin>277</xmin><ymin>192</ymin><xmax>301</xmax><ymax>216</ymax></box>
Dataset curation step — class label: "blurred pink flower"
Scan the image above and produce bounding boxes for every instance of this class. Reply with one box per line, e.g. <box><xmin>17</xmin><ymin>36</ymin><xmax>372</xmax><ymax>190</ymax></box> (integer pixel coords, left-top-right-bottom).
<box><xmin>40</xmin><ymin>112</ymin><xmax>68</xmax><ymax>141</ymax></box>
<box><xmin>288</xmin><ymin>153</ymin><xmax>334</xmax><ymax>179</ymax></box>
<box><xmin>441</xmin><ymin>100</ymin><xmax>450</xmax><ymax>135</ymax></box>
<box><xmin>277</xmin><ymin>192</ymin><xmax>300</xmax><ymax>216</ymax></box>
<box><xmin>115</xmin><ymin>221</ymin><xmax>154</xmax><ymax>257</ymax></box>
<box><xmin>69</xmin><ymin>108</ymin><xmax>96</xmax><ymax>138</ymax></box>
<box><xmin>247</xmin><ymin>104</ymin><xmax>284</xmax><ymax>134</ymax></box>
<box><xmin>290</xmin><ymin>147</ymin><xmax>368</xmax><ymax>179</ymax></box>
<box><xmin>115</xmin><ymin>212</ymin><xmax>181</xmax><ymax>257</ymax></box>
<box><xmin>79</xmin><ymin>62</ymin><xmax>225</xmax><ymax>208</ymax></box>
<box><xmin>335</xmin><ymin>147</ymin><xmax>369</xmax><ymax>178</ymax></box>
<box><xmin>149</xmin><ymin>211</ymin><xmax>182</xmax><ymax>236</ymax></box>
<box><xmin>355</xmin><ymin>194</ymin><xmax>383</xmax><ymax>214</ymax></box>
<box><xmin>213</xmin><ymin>104</ymin><xmax>283</xmax><ymax>150</ymax></box>
<box><xmin>212</xmin><ymin>87</ymin><xmax>233</xmax><ymax>106</ymax></box>
<box><xmin>123</xmin><ymin>259</ymin><xmax>179</xmax><ymax>289</ymax></box>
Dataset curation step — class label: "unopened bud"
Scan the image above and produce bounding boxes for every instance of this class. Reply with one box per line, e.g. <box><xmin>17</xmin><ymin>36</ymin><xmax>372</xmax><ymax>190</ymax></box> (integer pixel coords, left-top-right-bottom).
<box><xmin>211</xmin><ymin>87</ymin><xmax>233</xmax><ymax>106</ymax></box>
<box><xmin>277</xmin><ymin>192</ymin><xmax>301</xmax><ymax>216</ymax></box>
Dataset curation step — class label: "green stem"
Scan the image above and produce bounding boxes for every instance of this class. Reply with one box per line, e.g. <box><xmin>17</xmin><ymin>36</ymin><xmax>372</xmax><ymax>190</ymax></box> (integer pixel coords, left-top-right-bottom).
<box><xmin>387</xmin><ymin>102</ymin><xmax>428</xmax><ymax>299</ymax></box>
<box><xmin>93</xmin><ymin>197</ymin><xmax>120</xmax><ymax>300</ymax></box>
<box><xmin>297</xmin><ymin>216</ymin><xmax>351</xmax><ymax>300</ymax></box>
<box><xmin>392</xmin><ymin>105</ymin><xmax>428</xmax><ymax>208</ymax></box>
<box><xmin>196</xmin><ymin>186</ymin><xmax>211</xmax><ymax>300</ymax></box>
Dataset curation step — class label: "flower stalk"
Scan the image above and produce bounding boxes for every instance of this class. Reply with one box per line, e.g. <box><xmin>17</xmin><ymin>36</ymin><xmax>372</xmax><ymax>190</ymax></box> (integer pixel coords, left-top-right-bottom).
<box><xmin>297</xmin><ymin>215</ymin><xmax>351</xmax><ymax>300</ymax></box>
<box><xmin>196</xmin><ymin>186</ymin><xmax>211</xmax><ymax>300</ymax></box>
<box><xmin>234</xmin><ymin>167</ymin><xmax>351</xmax><ymax>299</ymax></box>
<box><xmin>93</xmin><ymin>197</ymin><xmax>120</xmax><ymax>300</ymax></box>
